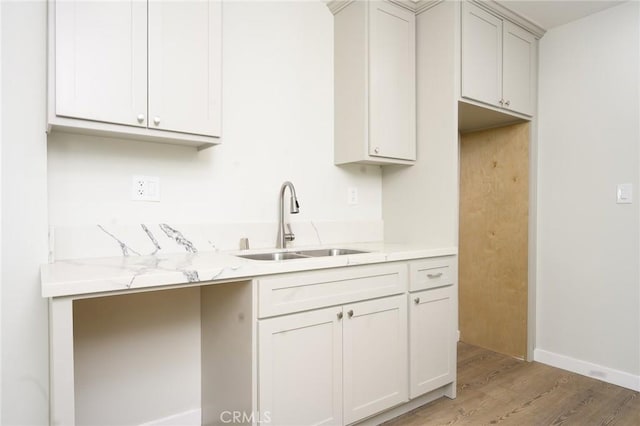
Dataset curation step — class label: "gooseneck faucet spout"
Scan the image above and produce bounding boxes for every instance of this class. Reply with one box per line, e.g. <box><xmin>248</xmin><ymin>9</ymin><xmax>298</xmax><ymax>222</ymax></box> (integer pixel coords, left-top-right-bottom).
<box><xmin>277</xmin><ymin>181</ymin><xmax>300</xmax><ymax>248</ymax></box>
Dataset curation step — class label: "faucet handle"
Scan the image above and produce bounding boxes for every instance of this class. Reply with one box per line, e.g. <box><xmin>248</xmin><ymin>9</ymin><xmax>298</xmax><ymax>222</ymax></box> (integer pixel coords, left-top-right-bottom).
<box><xmin>285</xmin><ymin>223</ymin><xmax>295</xmax><ymax>242</ymax></box>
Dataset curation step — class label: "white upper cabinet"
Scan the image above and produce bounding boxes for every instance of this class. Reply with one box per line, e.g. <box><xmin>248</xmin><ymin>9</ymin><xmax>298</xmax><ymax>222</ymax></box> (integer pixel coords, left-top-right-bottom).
<box><xmin>461</xmin><ymin>1</ymin><xmax>537</xmax><ymax>117</ymax></box>
<box><xmin>502</xmin><ymin>21</ymin><xmax>536</xmax><ymax>116</ymax></box>
<box><xmin>54</xmin><ymin>1</ymin><xmax>147</xmax><ymax>127</ymax></box>
<box><xmin>461</xmin><ymin>3</ymin><xmax>502</xmax><ymax>110</ymax></box>
<box><xmin>368</xmin><ymin>1</ymin><xmax>416</xmax><ymax>162</ymax></box>
<box><xmin>49</xmin><ymin>0</ymin><xmax>222</xmax><ymax>149</ymax></box>
<box><xmin>332</xmin><ymin>0</ymin><xmax>416</xmax><ymax>165</ymax></box>
<box><xmin>148</xmin><ymin>1</ymin><xmax>221</xmax><ymax>137</ymax></box>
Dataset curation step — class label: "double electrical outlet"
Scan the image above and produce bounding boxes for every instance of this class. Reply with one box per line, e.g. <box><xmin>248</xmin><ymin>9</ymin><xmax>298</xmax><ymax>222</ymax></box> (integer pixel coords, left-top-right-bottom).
<box><xmin>131</xmin><ymin>175</ymin><xmax>160</xmax><ymax>202</ymax></box>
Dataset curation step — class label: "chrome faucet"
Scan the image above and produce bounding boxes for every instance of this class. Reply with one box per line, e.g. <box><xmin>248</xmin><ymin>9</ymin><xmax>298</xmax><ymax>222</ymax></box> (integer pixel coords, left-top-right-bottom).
<box><xmin>277</xmin><ymin>181</ymin><xmax>300</xmax><ymax>248</ymax></box>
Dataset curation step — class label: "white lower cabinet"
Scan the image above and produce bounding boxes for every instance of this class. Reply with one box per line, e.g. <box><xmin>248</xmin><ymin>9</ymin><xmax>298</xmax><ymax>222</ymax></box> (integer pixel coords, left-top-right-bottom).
<box><xmin>257</xmin><ymin>259</ymin><xmax>457</xmax><ymax>425</ymax></box>
<box><xmin>258</xmin><ymin>307</ymin><xmax>343</xmax><ymax>426</ymax></box>
<box><xmin>409</xmin><ymin>285</ymin><xmax>456</xmax><ymax>398</ymax></box>
<box><xmin>343</xmin><ymin>295</ymin><xmax>408</xmax><ymax>424</ymax></box>
<box><xmin>259</xmin><ymin>294</ymin><xmax>407</xmax><ymax>426</ymax></box>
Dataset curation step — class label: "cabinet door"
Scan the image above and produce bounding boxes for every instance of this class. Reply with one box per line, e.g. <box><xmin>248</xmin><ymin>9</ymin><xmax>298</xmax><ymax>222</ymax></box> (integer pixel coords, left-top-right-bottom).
<box><xmin>461</xmin><ymin>2</ymin><xmax>502</xmax><ymax>109</ymax></box>
<box><xmin>343</xmin><ymin>295</ymin><xmax>408</xmax><ymax>424</ymax></box>
<box><xmin>368</xmin><ymin>1</ymin><xmax>416</xmax><ymax>161</ymax></box>
<box><xmin>409</xmin><ymin>286</ymin><xmax>456</xmax><ymax>398</ymax></box>
<box><xmin>54</xmin><ymin>0</ymin><xmax>147</xmax><ymax>127</ymax></box>
<box><xmin>148</xmin><ymin>0</ymin><xmax>222</xmax><ymax>137</ymax></box>
<box><xmin>502</xmin><ymin>21</ymin><xmax>536</xmax><ymax>116</ymax></box>
<box><xmin>259</xmin><ymin>308</ymin><xmax>343</xmax><ymax>426</ymax></box>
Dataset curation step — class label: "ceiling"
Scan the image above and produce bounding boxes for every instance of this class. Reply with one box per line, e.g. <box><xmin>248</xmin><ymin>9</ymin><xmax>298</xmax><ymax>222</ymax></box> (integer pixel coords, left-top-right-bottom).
<box><xmin>495</xmin><ymin>0</ymin><xmax>627</xmax><ymax>30</ymax></box>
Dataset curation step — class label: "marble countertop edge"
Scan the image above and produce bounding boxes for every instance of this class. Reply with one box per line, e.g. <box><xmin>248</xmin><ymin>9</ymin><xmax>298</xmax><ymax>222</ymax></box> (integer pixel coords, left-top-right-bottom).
<box><xmin>41</xmin><ymin>242</ymin><xmax>458</xmax><ymax>298</ymax></box>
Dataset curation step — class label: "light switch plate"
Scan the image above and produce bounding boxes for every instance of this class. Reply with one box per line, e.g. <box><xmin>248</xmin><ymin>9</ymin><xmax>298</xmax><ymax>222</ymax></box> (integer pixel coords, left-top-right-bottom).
<box><xmin>347</xmin><ymin>187</ymin><xmax>358</xmax><ymax>205</ymax></box>
<box><xmin>616</xmin><ymin>183</ymin><xmax>632</xmax><ymax>204</ymax></box>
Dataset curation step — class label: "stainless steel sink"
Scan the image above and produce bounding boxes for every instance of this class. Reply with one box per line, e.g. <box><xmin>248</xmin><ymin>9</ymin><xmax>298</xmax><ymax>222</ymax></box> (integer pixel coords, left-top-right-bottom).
<box><xmin>237</xmin><ymin>252</ymin><xmax>308</xmax><ymax>261</ymax></box>
<box><xmin>236</xmin><ymin>248</ymin><xmax>369</xmax><ymax>261</ymax></box>
<box><xmin>298</xmin><ymin>248</ymin><xmax>369</xmax><ymax>257</ymax></box>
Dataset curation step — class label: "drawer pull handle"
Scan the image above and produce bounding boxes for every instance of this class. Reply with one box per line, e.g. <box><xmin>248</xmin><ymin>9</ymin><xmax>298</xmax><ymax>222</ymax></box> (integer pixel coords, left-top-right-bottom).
<box><xmin>414</xmin><ymin>297</ymin><xmax>420</xmax><ymax>304</ymax></box>
<box><xmin>347</xmin><ymin>310</ymin><xmax>354</xmax><ymax>318</ymax></box>
<box><xmin>427</xmin><ymin>272</ymin><xmax>443</xmax><ymax>279</ymax></box>
<box><xmin>337</xmin><ymin>312</ymin><xmax>343</xmax><ymax>320</ymax></box>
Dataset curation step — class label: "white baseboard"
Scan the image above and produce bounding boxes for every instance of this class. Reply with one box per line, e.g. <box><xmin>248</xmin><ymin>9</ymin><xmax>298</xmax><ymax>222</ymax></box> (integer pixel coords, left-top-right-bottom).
<box><xmin>534</xmin><ymin>348</ymin><xmax>640</xmax><ymax>391</ymax></box>
<box><xmin>139</xmin><ymin>409</ymin><xmax>201</xmax><ymax>426</ymax></box>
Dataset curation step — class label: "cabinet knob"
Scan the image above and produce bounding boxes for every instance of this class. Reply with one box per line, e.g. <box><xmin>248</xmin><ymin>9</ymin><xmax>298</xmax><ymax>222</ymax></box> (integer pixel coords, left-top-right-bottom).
<box><xmin>347</xmin><ymin>309</ymin><xmax>354</xmax><ymax>318</ymax></box>
<box><xmin>153</xmin><ymin>116</ymin><xmax>161</xmax><ymax>126</ymax></box>
<box><xmin>414</xmin><ymin>297</ymin><xmax>420</xmax><ymax>304</ymax></box>
<box><xmin>374</xmin><ymin>147</ymin><xmax>380</xmax><ymax>154</ymax></box>
<box><xmin>505</xmin><ymin>100</ymin><xmax>511</xmax><ymax>107</ymax></box>
<box><xmin>499</xmin><ymin>99</ymin><xmax>504</xmax><ymax>105</ymax></box>
<box><xmin>337</xmin><ymin>311</ymin><xmax>343</xmax><ymax>320</ymax></box>
<box><xmin>136</xmin><ymin>114</ymin><xmax>145</xmax><ymax>123</ymax></box>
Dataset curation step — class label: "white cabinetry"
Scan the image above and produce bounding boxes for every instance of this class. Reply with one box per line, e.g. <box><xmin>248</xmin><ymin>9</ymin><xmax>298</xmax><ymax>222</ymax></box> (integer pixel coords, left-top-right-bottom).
<box><xmin>461</xmin><ymin>1</ymin><xmax>537</xmax><ymax>117</ymax></box>
<box><xmin>408</xmin><ymin>257</ymin><xmax>457</xmax><ymax>399</ymax></box>
<box><xmin>258</xmin><ymin>307</ymin><xmax>343</xmax><ymax>426</ymax></box>
<box><xmin>502</xmin><ymin>21</ymin><xmax>537</xmax><ymax>116</ymax></box>
<box><xmin>331</xmin><ymin>0</ymin><xmax>416</xmax><ymax>165</ymax></box>
<box><xmin>47</xmin><ymin>255</ymin><xmax>458</xmax><ymax>426</ymax></box>
<box><xmin>409</xmin><ymin>286</ymin><xmax>456</xmax><ymax>398</ymax></box>
<box><xmin>257</xmin><ymin>264</ymin><xmax>409</xmax><ymax>425</ymax></box>
<box><xmin>343</xmin><ymin>296</ymin><xmax>408</xmax><ymax>424</ymax></box>
<box><xmin>49</xmin><ymin>0</ymin><xmax>221</xmax><ymax>149</ymax></box>
<box><xmin>53</xmin><ymin>0</ymin><xmax>147</xmax><ymax>128</ymax></box>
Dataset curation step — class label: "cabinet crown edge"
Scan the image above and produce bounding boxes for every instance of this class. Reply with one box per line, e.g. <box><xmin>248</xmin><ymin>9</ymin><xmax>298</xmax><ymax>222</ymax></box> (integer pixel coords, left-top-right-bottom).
<box><xmin>327</xmin><ymin>0</ymin><xmax>424</xmax><ymax>15</ymax></box>
<box><xmin>327</xmin><ymin>0</ymin><xmax>546</xmax><ymax>39</ymax></box>
<box><xmin>471</xmin><ymin>0</ymin><xmax>546</xmax><ymax>38</ymax></box>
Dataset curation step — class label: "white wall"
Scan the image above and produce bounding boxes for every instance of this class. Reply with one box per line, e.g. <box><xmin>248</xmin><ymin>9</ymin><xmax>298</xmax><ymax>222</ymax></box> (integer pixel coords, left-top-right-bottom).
<box><xmin>1</xmin><ymin>1</ymin><xmax>50</xmax><ymax>424</ymax></box>
<box><xmin>536</xmin><ymin>1</ymin><xmax>640</xmax><ymax>389</ymax></box>
<box><xmin>48</xmin><ymin>0</ymin><xmax>381</xmax><ymax>229</ymax></box>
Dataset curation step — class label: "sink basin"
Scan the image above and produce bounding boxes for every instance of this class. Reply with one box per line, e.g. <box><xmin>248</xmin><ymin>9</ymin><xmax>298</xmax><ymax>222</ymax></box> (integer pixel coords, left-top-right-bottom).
<box><xmin>298</xmin><ymin>248</ymin><xmax>369</xmax><ymax>257</ymax></box>
<box><xmin>237</xmin><ymin>252</ymin><xmax>308</xmax><ymax>261</ymax></box>
<box><xmin>236</xmin><ymin>248</ymin><xmax>369</xmax><ymax>261</ymax></box>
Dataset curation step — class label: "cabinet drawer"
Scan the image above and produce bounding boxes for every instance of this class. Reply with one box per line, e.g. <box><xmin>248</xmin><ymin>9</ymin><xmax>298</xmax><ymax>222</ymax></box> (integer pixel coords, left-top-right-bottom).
<box><xmin>258</xmin><ymin>263</ymin><xmax>408</xmax><ymax>318</ymax></box>
<box><xmin>409</xmin><ymin>256</ymin><xmax>456</xmax><ymax>291</ymax></box>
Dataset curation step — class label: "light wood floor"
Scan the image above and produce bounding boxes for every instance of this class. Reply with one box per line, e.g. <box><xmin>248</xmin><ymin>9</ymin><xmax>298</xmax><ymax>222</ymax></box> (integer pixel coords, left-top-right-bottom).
<box><xmin>385</xmin><ymin>343</ymin><xmax>639</xmax><ymax>426</ymax></box>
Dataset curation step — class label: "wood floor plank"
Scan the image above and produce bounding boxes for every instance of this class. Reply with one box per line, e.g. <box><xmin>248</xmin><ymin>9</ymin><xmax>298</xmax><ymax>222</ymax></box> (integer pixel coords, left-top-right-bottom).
<box><xmin>385</xmin><ymin>343</ymin><xmax>639</xmax><ymax>426</ymax></box>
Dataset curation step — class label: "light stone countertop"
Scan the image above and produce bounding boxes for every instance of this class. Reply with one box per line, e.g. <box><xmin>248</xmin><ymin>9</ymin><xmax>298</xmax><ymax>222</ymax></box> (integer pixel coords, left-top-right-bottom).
<box><xmin>41</xmin><ymin>242</ymin><xmax>457</xmax><ymax>298</ymax></box>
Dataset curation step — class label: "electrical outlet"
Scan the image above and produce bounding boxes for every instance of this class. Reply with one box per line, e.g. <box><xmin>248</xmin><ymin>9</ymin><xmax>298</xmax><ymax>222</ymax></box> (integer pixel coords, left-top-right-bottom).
<box><xmin>347</xmin><ymin>187</ymin><xmax>358</xmax><ymax>205</ymax></box>
<box><xmin>131</xmin><ymin>175</ymin><xmax>160</xmax><ymax>201</ymax></box>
